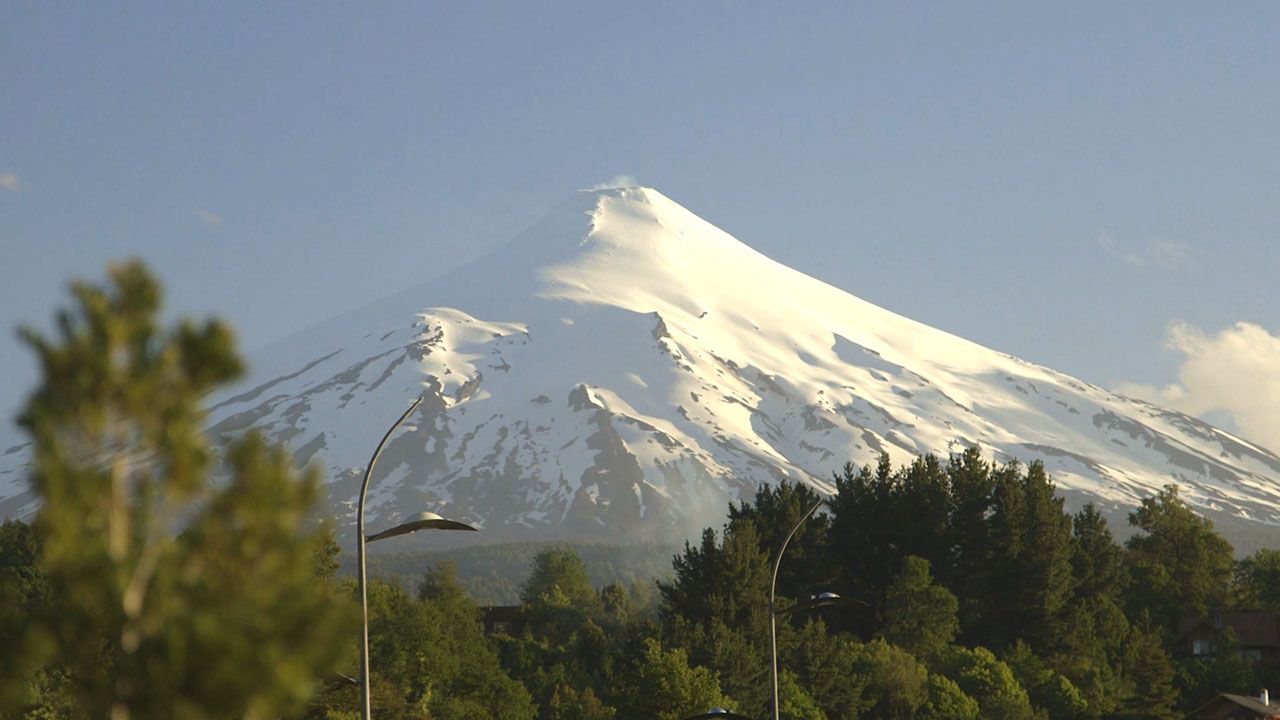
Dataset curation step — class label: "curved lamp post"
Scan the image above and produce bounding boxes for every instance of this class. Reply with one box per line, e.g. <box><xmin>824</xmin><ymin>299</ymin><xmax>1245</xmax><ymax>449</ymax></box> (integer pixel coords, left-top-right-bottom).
<box><xmin>768</xmin><ymin>497</ymin><xmax>831</xmax><ymax>720</ymax></box>
<box><xmin>356</xmin><ymin>395</ymin><xmax>478</xmax><ymax>720</ymax></box>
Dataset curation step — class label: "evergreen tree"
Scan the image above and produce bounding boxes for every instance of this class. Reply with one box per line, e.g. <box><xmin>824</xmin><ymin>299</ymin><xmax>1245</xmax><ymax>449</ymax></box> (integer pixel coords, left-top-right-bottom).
<box><xmin>1118</xmin><ymin>611</ymin><xmax>1179</xmax><ymax>720</ymax></box>
<box><xmin>1125</xmin><ymin>485</ymin><xmax>1233</xmax><ymax>630</ymax></box>
<box><xmin>1011</xmin><ymin>462</ymin><xmax>1075</xmax><ymax>653</ymax></box>
<box><xmin>881</xmin><ymin>556</ymin><xmax>959</xmax><ymax>663</ymax></box>
<box><xmin>1</xmin><ymin>261</ymin><xmax>354</xmax><ymax>720</ymax></box>
<box><xmin>1055</xmin><ymin>503</ymin><xmax>1129</xmax><ymax>717</ymax></box>
<box><xmin>782</xmin><ymin>621</ymin><xmax>868</xmax><ymax>720</ymax></box>
<box><xmin>980</xmin><ymin>462</ymin><xmax>1074</xmax><ymax>653</ymax></box>
<box><xmin>828</xmin><ymin>455</ymin><xmax>905</xmax><ymax>633</ymax></box>
<box><xmin>727</xmin><ymin>480</ymin><xmax>831</xmax><ymax>600</ymax></box>
<box><xmin>945</xmin><ymin>448</ymin><xmax>995</xmax><ymax>640</ymax></box>
<box><xmin>1071</xmin><ymin>504</ymin><xmax>1126</xmax><ymax>603</ymax></box>
<box><xmin>659</xmin><ymin>520</ymin><xmax>770</xmax><ymax>644</ymax></box>
<box><xmin>1003</xmin><ymin>641</ymin><xmax>1088</xmax><ymax>719</ymax></box>
<box><xmin>1233</xmin><ymin>548</ymin><xmax>1280</xmax><ymax>611</ymax></box>
<box><xmin>894</xmin><ymin>455</ymin><xmax>954</xmax><ymax>568</ymax></box>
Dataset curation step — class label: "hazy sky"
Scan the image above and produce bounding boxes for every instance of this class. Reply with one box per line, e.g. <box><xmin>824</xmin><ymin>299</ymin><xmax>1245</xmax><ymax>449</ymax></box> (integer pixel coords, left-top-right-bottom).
<box><xmin>3</xmin><ymin>3</ymin><xmax>1278</xmax><ymax>449</ymax></box>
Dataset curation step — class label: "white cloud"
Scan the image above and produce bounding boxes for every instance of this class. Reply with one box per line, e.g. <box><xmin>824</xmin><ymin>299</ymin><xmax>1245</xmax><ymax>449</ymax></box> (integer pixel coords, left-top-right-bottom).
<box><xmin>585</xmin><ymin>175</ymin><xmax>639</xmax><ymax>191</ymax></box>
<box><xmin>1117</xmin><ymin>321</ymin><xmax>1280</xmax><ymax>452</ymax></box>
<box><xmin>195</xmin><ymin>209</ymin><xmax>223</xmax><ymax>226</ymax></box>
<box><xmin>1097</xmin><ymin>231</ymin><xmax>1191</xmax><ymax>270</ymax></box>
<box><xmin>0</xmin><ymin>171</ymin><xmax>19</xmax><ymax>192</ymax></box>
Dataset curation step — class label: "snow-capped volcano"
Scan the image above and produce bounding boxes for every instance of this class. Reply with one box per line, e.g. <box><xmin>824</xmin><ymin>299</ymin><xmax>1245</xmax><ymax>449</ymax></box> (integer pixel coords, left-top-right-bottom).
<box><xmin>3</xmin><ymin>187</ymin><xmax>1279</xmax><ymax>541</ymax></box>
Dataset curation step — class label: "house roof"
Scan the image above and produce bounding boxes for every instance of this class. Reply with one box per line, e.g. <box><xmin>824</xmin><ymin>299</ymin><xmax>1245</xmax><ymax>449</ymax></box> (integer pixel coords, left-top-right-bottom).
<box><xmin>1190</xmin><ymin>693</ymin><xmax>1280</xmax><ymax>718</ymax></box>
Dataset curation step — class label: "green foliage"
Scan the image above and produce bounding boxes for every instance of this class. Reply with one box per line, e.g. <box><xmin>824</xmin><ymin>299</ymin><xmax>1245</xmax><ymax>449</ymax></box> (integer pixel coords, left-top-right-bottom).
<box><xmin>613</xmin><ymin>639</ymin><xmax>731</xmax><ymax>720</ymax></box>
<box><xmin>1073</xmin><ymin>504</ymin><xmax>1127</xmax><ymax>603</ymax></box>
<box><xmin>522</xmin><ymin>548</ymin><xmax>599</xmax><ymax>610</ymax></box>
<box><xmin>881</xmin><ymin>556</ymin><xmax>958</xmax><ymax>663</ymax></box>
<box><xmin>919</xmin><ymin>674</ymin><xmax>980</xmax><ymax>720</ymax></box>
<box><xmin>361</xmin><ymin>541</ymin><xmax>676</xmax><ymax>605</ymax></box>
<box><xmin>1125</xmin><ymin>485</ymin><xmax>1233</xmax><ymax>628</ymax></box>
<box><xmin>1233</xmin><ymin>548</ymin><xmax>1280</xmax><ymax>611</ymax></box>
<box><xmin>660</xmin><ymin>522</ymin><xmax>770</xmax><ymax>635</ymax></box>
<box><xmin>777</xmin><ymin>669</ymin><xmax>827</xmax><ymax>720</ymax></box>
<box><xmin>1004</xmin><ymin>641</ymin><xmax>1088</xmax><ymax>719</ymax></box>
<box><xmin>1118</xmin><ymin>611</ymin><xmax>1179</xmax><ymax>720</ymax></box>
<box><xmin>728</xmin><ymin>480</ymin><xmax>830</xmax><ymax>598</ymax></box>
<box><xmin>2</xmin><ymin>261</ymin><xmax>354</xmax><ymax>720</ymax></box>
<box><xmin>983</xmin><ymin>461</ymin><xmax>1075</xmax><ymax>653</ymax></box>
<box><xmin>547</xmin><ymin>684</ymin><xmax>614</xmax><ymax>720</ymax></box>
<box><xmin>658</xmin><ymin>520</ymin><xmax>771</xmax><ymax>713</ymax></box>
<box><xmin>939</xmin><ymin>646</ymin><xmax>1035</xmax><ymax>720</ymax></box>
<box><xmin>854</xmin><ymin>639</ymin><xmax>929</xmax><ymax>719</ymax></box>
<box><xmin>781</xmin><ymin>621</ymin><xmax>867</xmax><ymax>719</ymax></box>
<box><xmin>316</xmin><ymin>575</ymin><xmax>535</xmax><ymax>720</ymax></box>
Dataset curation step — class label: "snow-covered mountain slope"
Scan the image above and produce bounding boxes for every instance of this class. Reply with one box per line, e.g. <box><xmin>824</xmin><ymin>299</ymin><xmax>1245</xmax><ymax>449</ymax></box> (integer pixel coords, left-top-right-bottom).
<box><xmin>3</xmin><ymin>187</ymin><xmax>1279</xmax><ymax>541</ymax></box>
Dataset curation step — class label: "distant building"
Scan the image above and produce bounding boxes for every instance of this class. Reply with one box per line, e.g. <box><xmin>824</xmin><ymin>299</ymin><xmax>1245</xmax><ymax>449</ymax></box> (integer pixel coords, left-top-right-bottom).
<box><xmin>1177</xmin><ymin>613</ymin><xmax>1280</xmax><ymax>661</ymax></box>
<box><xmin>1188</xmin><ymin>690</ymin><xmax>1280</xmax><ymax>719</ymax></box>
<box><xmin>481</xmin><ymin>605</ymin><xmax>520</xmax><ymax>636</ymax></box>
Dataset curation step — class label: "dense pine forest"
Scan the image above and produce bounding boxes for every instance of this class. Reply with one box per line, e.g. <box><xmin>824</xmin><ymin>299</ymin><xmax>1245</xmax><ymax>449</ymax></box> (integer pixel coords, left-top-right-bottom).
<box><xmin>8</xmin><ymin>451</ymin><xmax>1280</xmax><ymax>718</ymax></box>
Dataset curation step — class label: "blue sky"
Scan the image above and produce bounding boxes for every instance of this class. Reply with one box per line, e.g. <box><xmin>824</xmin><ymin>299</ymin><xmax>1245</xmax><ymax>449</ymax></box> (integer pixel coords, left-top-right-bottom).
<box><xmin>2</xmin><ymin>2</ymin><xmax>1279</xmax><ymax>448</ymax></box>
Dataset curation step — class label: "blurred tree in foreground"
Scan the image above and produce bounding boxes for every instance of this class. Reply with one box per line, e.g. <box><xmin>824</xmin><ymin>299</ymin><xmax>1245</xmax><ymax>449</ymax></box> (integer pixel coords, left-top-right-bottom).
<box><xmin>0</xmin><ymin>261</ymin><xmax>355</xmax><ymax>720</ymax></box>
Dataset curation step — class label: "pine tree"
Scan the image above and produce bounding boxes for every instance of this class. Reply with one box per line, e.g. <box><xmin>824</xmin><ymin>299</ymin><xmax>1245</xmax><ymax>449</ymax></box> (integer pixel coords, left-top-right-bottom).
<box><xmin>1125</xmin><ymin>485</ymin><xmax>1234</xmax><ymax>630</ymax></box>
<box><xmin>895</xmin><ymin>455</ymin><xmax>953</xmax><ymax>568</ymax></box>
<box><xmin>945</xmin><ymin>448</ymin><xmax>995</xmax><ymax>638</ymax></box>
<box><xmin>1071</xmin><ymin>504</ymin><xmax>1126</xmax><ymax>604</ymax></box>
<box><xmin>881</xmin><ymin>556</ymin><xmax>959</xmax><ymax>663</ymax></box>
<box><xmin>1011</xmin><ymin>462</ymin><xmax>1075</xmax><ymax>653</ymax></box>
<box><xmin>979</xmin><ymin>462</ymin><xmax>1074</xmax><ymax>653</ymax></box>
<box><xmin>1119</xmin><ymin>611</ymin><xmax>1179</xmax><ymax>720</ymax></box>
<box><xmin>727</xmin><ymin>480</ymin><xmax>831</xmax><ymax>601</ymax></box>
<box><xmin>658</xmin><ymin>521</ymin><xmax>770</xmax><ymax>713</ymax></box>
<box><xmin>2</xmin><ymin>261</ymin><xmax>356</xmax><ymax>720</ymax></box>
<box><xmin>1232</xmin><ymin>548</ymin><xmax>1280</xmax><ymax>611</ymax></box>
<box><xmin>828</xmin><ymin>455</ymin><xmax>904</xmax><ymax>634</ymax></box>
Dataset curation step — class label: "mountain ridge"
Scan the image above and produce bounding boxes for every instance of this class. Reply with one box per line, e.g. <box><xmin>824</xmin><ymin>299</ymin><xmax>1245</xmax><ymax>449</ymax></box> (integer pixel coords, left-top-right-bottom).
<box><xmin>2</xmin><ymin>186</ymin><xmax>1278</xmax><ymax>543</ymax></box>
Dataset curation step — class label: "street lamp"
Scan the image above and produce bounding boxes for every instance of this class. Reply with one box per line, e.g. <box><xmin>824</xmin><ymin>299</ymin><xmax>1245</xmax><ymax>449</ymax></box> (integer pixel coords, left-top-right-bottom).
<box><xmin>683</xmin><ymin>708</ymin><xmax>754</xmax><ymax>720</ymax></box>
<box><xmin>768</xmin><ymin>497</ymin><xmax>832</xmax><ymax>720</ymax></box>
<box><xmin>356</xmin><ymin>395</ymin><xmax>479</xmax><ymax>720</ymax></box>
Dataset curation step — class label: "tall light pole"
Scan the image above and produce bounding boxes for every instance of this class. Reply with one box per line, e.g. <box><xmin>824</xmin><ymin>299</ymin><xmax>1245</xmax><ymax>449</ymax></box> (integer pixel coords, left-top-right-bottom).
<box><xmin>768</xmin><ymin>497</ymin><xmax>825</xmax><ymax>720</ymax></box>
<box><xmin>356</xmin><ymin>395</ymin><xmax>478</xmax><ymax>720</ymax></box>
